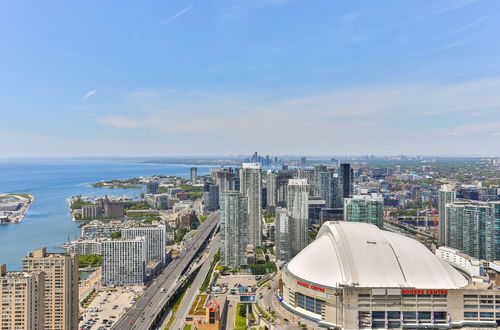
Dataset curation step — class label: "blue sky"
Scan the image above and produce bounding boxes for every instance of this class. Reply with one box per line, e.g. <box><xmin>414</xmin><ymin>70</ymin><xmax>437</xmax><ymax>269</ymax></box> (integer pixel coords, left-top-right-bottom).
<box><xmin>0</xmin><ymin>0</ymin><xmax>499</xmax><ymax>157</ymax></box>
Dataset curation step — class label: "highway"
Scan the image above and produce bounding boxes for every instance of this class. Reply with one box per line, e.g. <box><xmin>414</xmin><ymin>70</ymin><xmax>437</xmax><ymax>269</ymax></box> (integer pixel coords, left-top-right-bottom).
<box><xmin>168</xmin><ymin>235</ymin><xmax>220</xmax><ymax>330</ymax></box>
<box><xmin>112</xmin><ymin>211</ymin><xmax>219</xmax><ymax>330</ymax></box>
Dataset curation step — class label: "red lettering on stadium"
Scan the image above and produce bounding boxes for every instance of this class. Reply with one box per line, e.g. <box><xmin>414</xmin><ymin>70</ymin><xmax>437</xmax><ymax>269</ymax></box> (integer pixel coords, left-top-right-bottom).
<box><xmin>296</xmin><ymin>281</ymin><xmax>325</xmax><ymax>292</ymax></box>
<box><xmin>401</xmin><ymin>289</ymin><xmax>448</xmax><ymax>295</ymax></box>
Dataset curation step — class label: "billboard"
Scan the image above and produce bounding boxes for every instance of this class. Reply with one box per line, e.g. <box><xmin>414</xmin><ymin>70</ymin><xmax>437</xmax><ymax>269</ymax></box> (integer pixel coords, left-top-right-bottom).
<box><xmin>239</xmin><ymin>293</ymin><xmax>257</xmax><ymax>304</ymax></box>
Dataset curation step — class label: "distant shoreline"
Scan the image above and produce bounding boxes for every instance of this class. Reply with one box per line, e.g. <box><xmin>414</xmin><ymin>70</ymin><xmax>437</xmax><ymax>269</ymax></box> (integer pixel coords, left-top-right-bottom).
<box><xmin>0</xmin><ymin>193</ymin><xmax>34</xmax><ymax>224</ymax></box>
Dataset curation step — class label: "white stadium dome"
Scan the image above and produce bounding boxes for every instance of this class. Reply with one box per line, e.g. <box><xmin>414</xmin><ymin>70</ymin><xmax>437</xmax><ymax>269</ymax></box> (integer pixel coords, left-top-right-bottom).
<box><xmin>286</xmin><ymin>221</ymin><xmax>468</xmax><ymax>289</ymax></box>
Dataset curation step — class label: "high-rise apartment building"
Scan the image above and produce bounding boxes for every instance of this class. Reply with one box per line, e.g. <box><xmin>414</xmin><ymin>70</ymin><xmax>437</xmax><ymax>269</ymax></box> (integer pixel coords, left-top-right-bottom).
<box><xmin>287</xmin><ymin>179</ymin><xmax>309</xmax><ymax>257</ymax></box>
<box><xmin>344</xmin><ymin>194</ymin><xmax>384</xmax><ymax>229</ymax></box>
<box><xmin>275</xmin><ymin>207</ymin><xmax>291</xmax><ymax>261</ymax></box>
<box><xmin>445</xmin><ymin>201</ymin><xmax>500</xmax><ymax>260</ymax></box>
<box><xmin>220</xmin><ymin>191</ymin><xmax>248</xmax><ymax>268</ymax></box>
<box><xmin>240</xmin><ymin>163</ymin><xmax>262</xmax><ymax>248</ymax></box>
<box><xmin>439</xmin><ymin>184</ymin><xmax>456</xmax><ymax>246</ymax></box>
<box><xmin>101</xmin><ymin>237</ymin><xmax>147</xmax><ymax>286</ymax></box>
<box><xmin>190</xmin><ymin>167</ymin><xmax>197</xmax><ymax>184</ymax></box>
<box><xmin>276</xmin><ymin>171</ymin><xmax>294</xmax><ymax>207</ymax></box>
<box><xmin>22</xmin><ymin>248</ymin><xmax>79</xmax><ymax>330</ymax></box>
<box><xmin>313</xmin><ymin>164</ymin><xmax>328</xmax><ymax>196</ymax></box>
<box><xmin>203</xmin><ymin>183</ymin><xmax>220</xmax><ymax>211</ymax></box>
<box><xmin>0</xmin><ymin>265</ymin><xmax>45</xmax><ymax>330</ymax></box>
<box><xmin>146</xmin><ymin>180</ymin><xmax>159</xmax><ymax>194</ymax></box>
<box><xmin>121</xmin><ymin>224</ymin><xmax>166</xmax><ymax>266</ymax></box>
<box><xmin>266</xmin><ymin>170</ymin><xmax>276</xmax><ymax>208</ymax></box>
<box><xmin>339</xmin><ymin>163</ymin><xmax>353</xmax><ymax>201</ymax></box>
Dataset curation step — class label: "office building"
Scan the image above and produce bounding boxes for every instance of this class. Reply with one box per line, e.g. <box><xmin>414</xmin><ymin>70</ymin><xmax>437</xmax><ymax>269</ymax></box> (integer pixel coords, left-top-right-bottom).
<box><xmin>0</xmin><ymin>265</ymin><xmax>45</xmax><ymax>330</ymax></box>
<box><xmin>190</xmin><ymin>167</ymin><xmax>197</xmax><ymax>184</ymax></box>
<box><xmin>275</xmin><ymin>207</ymin><xmax>291</xmax><ymax>261</ymax></box>
<box><xmin>22</xmin><ymin>248</ymin><xmax>79</xmax><ymax>330</ymax></box>
<box><xmin>240</xmin><ymin>163</ymin><xmax>262</xmax><ymax>248</ymax></box>
<box><xmin>344</xmin><ymin>194</ymin><xmax>384</xmax><ymax>229</ymax></box>
<box><xmin>439</xmin><ymin>184</ymin><xmax>456</xmax><ymax>246</ymax></box>
<box><xmin>220</xmin><ymin>191</ymin><xmax>248</xmax><ymax>268</ymax></box>
<box><xmin>121</xmin><ymin>224</ymin><xmax>166</xmax><ymax>265</ymax></box>
<box><xmin>445</xmin><ymin>200</ymin><xmax>500</xmax><ymax>261</ymax></box>
<box><xmin>313</xmin><ymin>164</ymin><xmax>328</xmax><ymax>196</ymax></box>
<box><xmin>279</xmin><ymin>221</ymin><xmax>500</xmax><ymax>329</ymax></box>
<box><xmin>146</xmin><ymin>180</ymin><xmax>159</xmax><ymax>194</ymax></box>
<box><xmin>287</xmin><ymin>179</ymin><xmax>309</xmax><ymax>257</ymax></box>
<box><xmin>101</xmin><ymin>237</ymin><xmax>147</xmax><ymax>286</ymax></box>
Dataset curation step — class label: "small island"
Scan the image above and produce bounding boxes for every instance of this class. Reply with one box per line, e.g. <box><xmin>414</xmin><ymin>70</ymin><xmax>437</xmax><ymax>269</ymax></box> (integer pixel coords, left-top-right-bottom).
<box><xmin>0</xmin><ymin>193</ymin><xmax>34</xmax><ymax>224</ymax></box>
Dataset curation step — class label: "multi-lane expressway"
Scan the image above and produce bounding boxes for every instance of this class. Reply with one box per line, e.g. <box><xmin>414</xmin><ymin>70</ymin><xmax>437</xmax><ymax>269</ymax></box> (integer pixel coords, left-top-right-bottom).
<box><xmin>112</xmin><ymin>211</ymin><xmax>219</xmax><ymax>330</ymax></box>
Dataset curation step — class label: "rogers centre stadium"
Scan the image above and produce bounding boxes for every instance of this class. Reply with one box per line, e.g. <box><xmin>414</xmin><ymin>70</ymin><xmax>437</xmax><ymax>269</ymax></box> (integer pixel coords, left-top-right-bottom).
<box><xmin>279</xmin><ymin>221</ymin><xmax>500</xmax><ymax>329</ymax></box>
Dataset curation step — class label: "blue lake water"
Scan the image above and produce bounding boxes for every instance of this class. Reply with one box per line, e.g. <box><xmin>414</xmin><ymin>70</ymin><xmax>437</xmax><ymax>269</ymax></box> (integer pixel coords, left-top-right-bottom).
<box><xmin>0</xmin><ymin>158</ymin><xmax>212</xmax><ymax>270</ymax></box>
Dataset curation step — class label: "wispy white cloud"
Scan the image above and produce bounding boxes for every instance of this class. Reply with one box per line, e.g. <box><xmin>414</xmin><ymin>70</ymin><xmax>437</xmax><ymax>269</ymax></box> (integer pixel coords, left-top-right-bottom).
<box><xmin>92</xmin><ymin>76</ymin><xmax>500</xmax><ymax>155</ymax></box>
<box><xmin>161</xmin><ymin>5</ymin><xmax>192</xmax><ymax>24</ymax></box>
<box><xmin>81</xmin><ymin>89</ymin><xmax>97</xmax><ymax>102</ymax></box>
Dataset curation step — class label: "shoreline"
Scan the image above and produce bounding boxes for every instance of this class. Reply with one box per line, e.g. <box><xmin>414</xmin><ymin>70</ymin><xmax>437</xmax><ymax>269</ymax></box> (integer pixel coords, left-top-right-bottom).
<box><xmin>0</xmin><ymin>193</ymin><xmax>34</xmax><ymax>224</ymax></box>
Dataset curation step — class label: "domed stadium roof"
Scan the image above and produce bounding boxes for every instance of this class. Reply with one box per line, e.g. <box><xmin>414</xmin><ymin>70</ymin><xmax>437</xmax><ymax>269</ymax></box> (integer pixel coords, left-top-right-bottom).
<box><xmin>286</xmin><ymin>221</ymin><xmax>468</xmax><ymax>289</ymax></box>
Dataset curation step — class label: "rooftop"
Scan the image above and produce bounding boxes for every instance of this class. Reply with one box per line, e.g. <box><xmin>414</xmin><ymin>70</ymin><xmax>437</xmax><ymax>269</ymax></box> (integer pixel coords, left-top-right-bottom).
<box><xmin>286</xmin><ymin>221</ymin><xmax>468</xmax><ymax>289</ymax></box>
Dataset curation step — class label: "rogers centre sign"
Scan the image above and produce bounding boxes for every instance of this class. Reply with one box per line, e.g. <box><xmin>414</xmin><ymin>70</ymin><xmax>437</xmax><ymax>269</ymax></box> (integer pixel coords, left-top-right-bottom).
<box><xmin>297</xmin><ymin>281</ymin><xmax>325</xmax><ymax>292</ymax></box>
<box><xmin>401</xmin><ymin>289</ymin><xmax>448</xmax><ymax>295</ymax></box>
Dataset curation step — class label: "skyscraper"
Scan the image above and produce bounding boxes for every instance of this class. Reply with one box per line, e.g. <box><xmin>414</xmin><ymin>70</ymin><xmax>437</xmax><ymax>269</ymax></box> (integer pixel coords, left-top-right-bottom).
<box><xmin>22</xmin><ymin>248</ymin><xmax>79</xmax><ymax>330</ymax></box>
<box><xmin>220</xmin><ymin>191</ymin><xmax>248</xmax><ymax>268</ymax></box>
<box><xmin>146</xmin><ymin>180</ymin><xmax>159</xmax><ymax>194</ymax></box>
<box><xmin>190</xmin><ymin>167</ymin><xmax>197</xmax><ymax>184</ymax></box>
<box><xmin>439</xmin><ymin>184</ymin><xmax>456</xmax><ymax>246</ymax></box>
<box><xmin>339</xmin><ymin>163</ymin><xmax>353</xmax><ymax>201</ymax></box>
<box><xmin>344</xmin><ymin>194</ymin><xmax>384</xmax><ymax>229</ymax></box>
<box><xmin>445</xmin><ymin>201</ymin><xmax>500</xmax><ymax>260</ymax></box>
<box><xmin>240</xmin><ymin>163</ymin><xmax>262</xmax><ymax>248</ymax></box>
<box><xmin>121</xmin><ymin>224</ymin><xmax>166</xmax><ymax>266</ymax></box>
<box><xmin>287</xmin><ymin>179</ymin><xmax>309</xmax><ymax>257</ymax></box>
<box><xmin>275</xmin><ymin>207</ymin><xmax>291</xmax><ymax>261</ymax></box>
<box><xmin>101</xmin><ymin>237</ymin><xmax>147</xmax><ymax>286</ymax></box>
<box><xmin>0</xmin><ymin>265</ymin><xmax>45</xmax><ymax>330</ymax></box>
<box><xmin>266</xmin><ymin>170</ymin><xmax>277</xmax><ymax>208</ymax></box>
<box><xmin>313</xmin><ymin>164</ymin><xmax>328</xmax><ymax>196</ymax></box>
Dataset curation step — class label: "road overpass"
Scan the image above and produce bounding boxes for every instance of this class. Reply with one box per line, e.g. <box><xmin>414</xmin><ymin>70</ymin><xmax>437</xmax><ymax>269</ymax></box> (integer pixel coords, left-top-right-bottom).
<box><xmin>112</xmin><ymin>211</ymin><xmax>219</xmax><ymax>330</ymax></box>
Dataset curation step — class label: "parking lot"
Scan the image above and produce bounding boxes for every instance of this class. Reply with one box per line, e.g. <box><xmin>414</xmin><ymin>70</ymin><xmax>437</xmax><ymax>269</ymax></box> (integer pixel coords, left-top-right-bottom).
<box><xmin>79</xmin><ymin>286</ymin><xmax>144</xmax><ymax>330</ymax></box>
<box><xmin>216</xmin><ymin>274</ymin><xmax>260</xmax><ymax>289</ymax></box>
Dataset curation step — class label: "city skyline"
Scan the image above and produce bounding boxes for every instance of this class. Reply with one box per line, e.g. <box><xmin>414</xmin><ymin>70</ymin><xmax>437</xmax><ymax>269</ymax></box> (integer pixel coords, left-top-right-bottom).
<box><xmin>1</xmin><ymin>1</ymin><xmax>499</xmax><ymax>157</ymax></box>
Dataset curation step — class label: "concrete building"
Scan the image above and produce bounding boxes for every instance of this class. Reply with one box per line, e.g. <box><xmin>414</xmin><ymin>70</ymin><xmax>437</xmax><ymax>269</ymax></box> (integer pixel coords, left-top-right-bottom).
<box><xmin>220</xmin><ymin>191</ymin><xmax>248</xmax><ymax>268</ymax></box>
<box><xmin>275</xmin><ymin>207</ymin><xmax>291</xmax><ymax>261</ymax></box>
<box><xmin>344</xmin><ymin>194</ymin><xmax>384</xmax><ymax>229</ymax></box>
<box><xmin>190</xmin><ymin>167</ymin><xmax>197</xmax><ymax>184</ymax></box>
<box><xmin>146</xmin><ymin>180</ymin><xmax>159</xmax><ymax>194</ymax></box>
<box><xmin>101</xmin><ymin>237</ymin><xmax>147</xmax><ymax>286</ymax></box>
<box><xmin>439</xmin><ymin>184</ymin><xmax>456</xmax><ymax>246</ymax></box>
<box><xmin>121</xmin><ymin>224</ymin><xmax>166</xmax><ymax>265</ymax></box>
<box><xmin>81</xmin><ymin>204</ymin><xmax>102</xmax><ymax>219</ymax></box>
<box><xmin>287</xmin><ymin>179</ymin><xmax>309</xmax><ymax>257</ymax></box>
<box><xmin>0</xmin><ymin>265</ymin><xmax>45</xmax><ymax>330</ymax></box>
<box><xmin>444</xmin><ymin>200</ymin><xmax>500</xmax><ymax>260</ymax></box>
<box><xmin>145</xmin><ymin>193</ymin><xmax>169</xmax><ymax>210</ymax></box>
<box><xmin>280</xmin><ymin>221</ymin><xmax>500</xmax><ymax>329</ymax></box>
<box><xmin>81</xmin><ymin>221</ymin><xmax>129</xmax><ymax>239</ymax></box>
<box><xmin>65</xmin><ymin>239</ymin><xmax>102</xmax><ymax>256</ymax></box>
<box><xmin>240</xmin><ymin>163</ymin><xmax>262</xmax><ymax>248</ymax></box>
<box><xmin>22</xmin><ymin>248</ymin><xmax>79</xmax><ymax>330</ymax></box>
